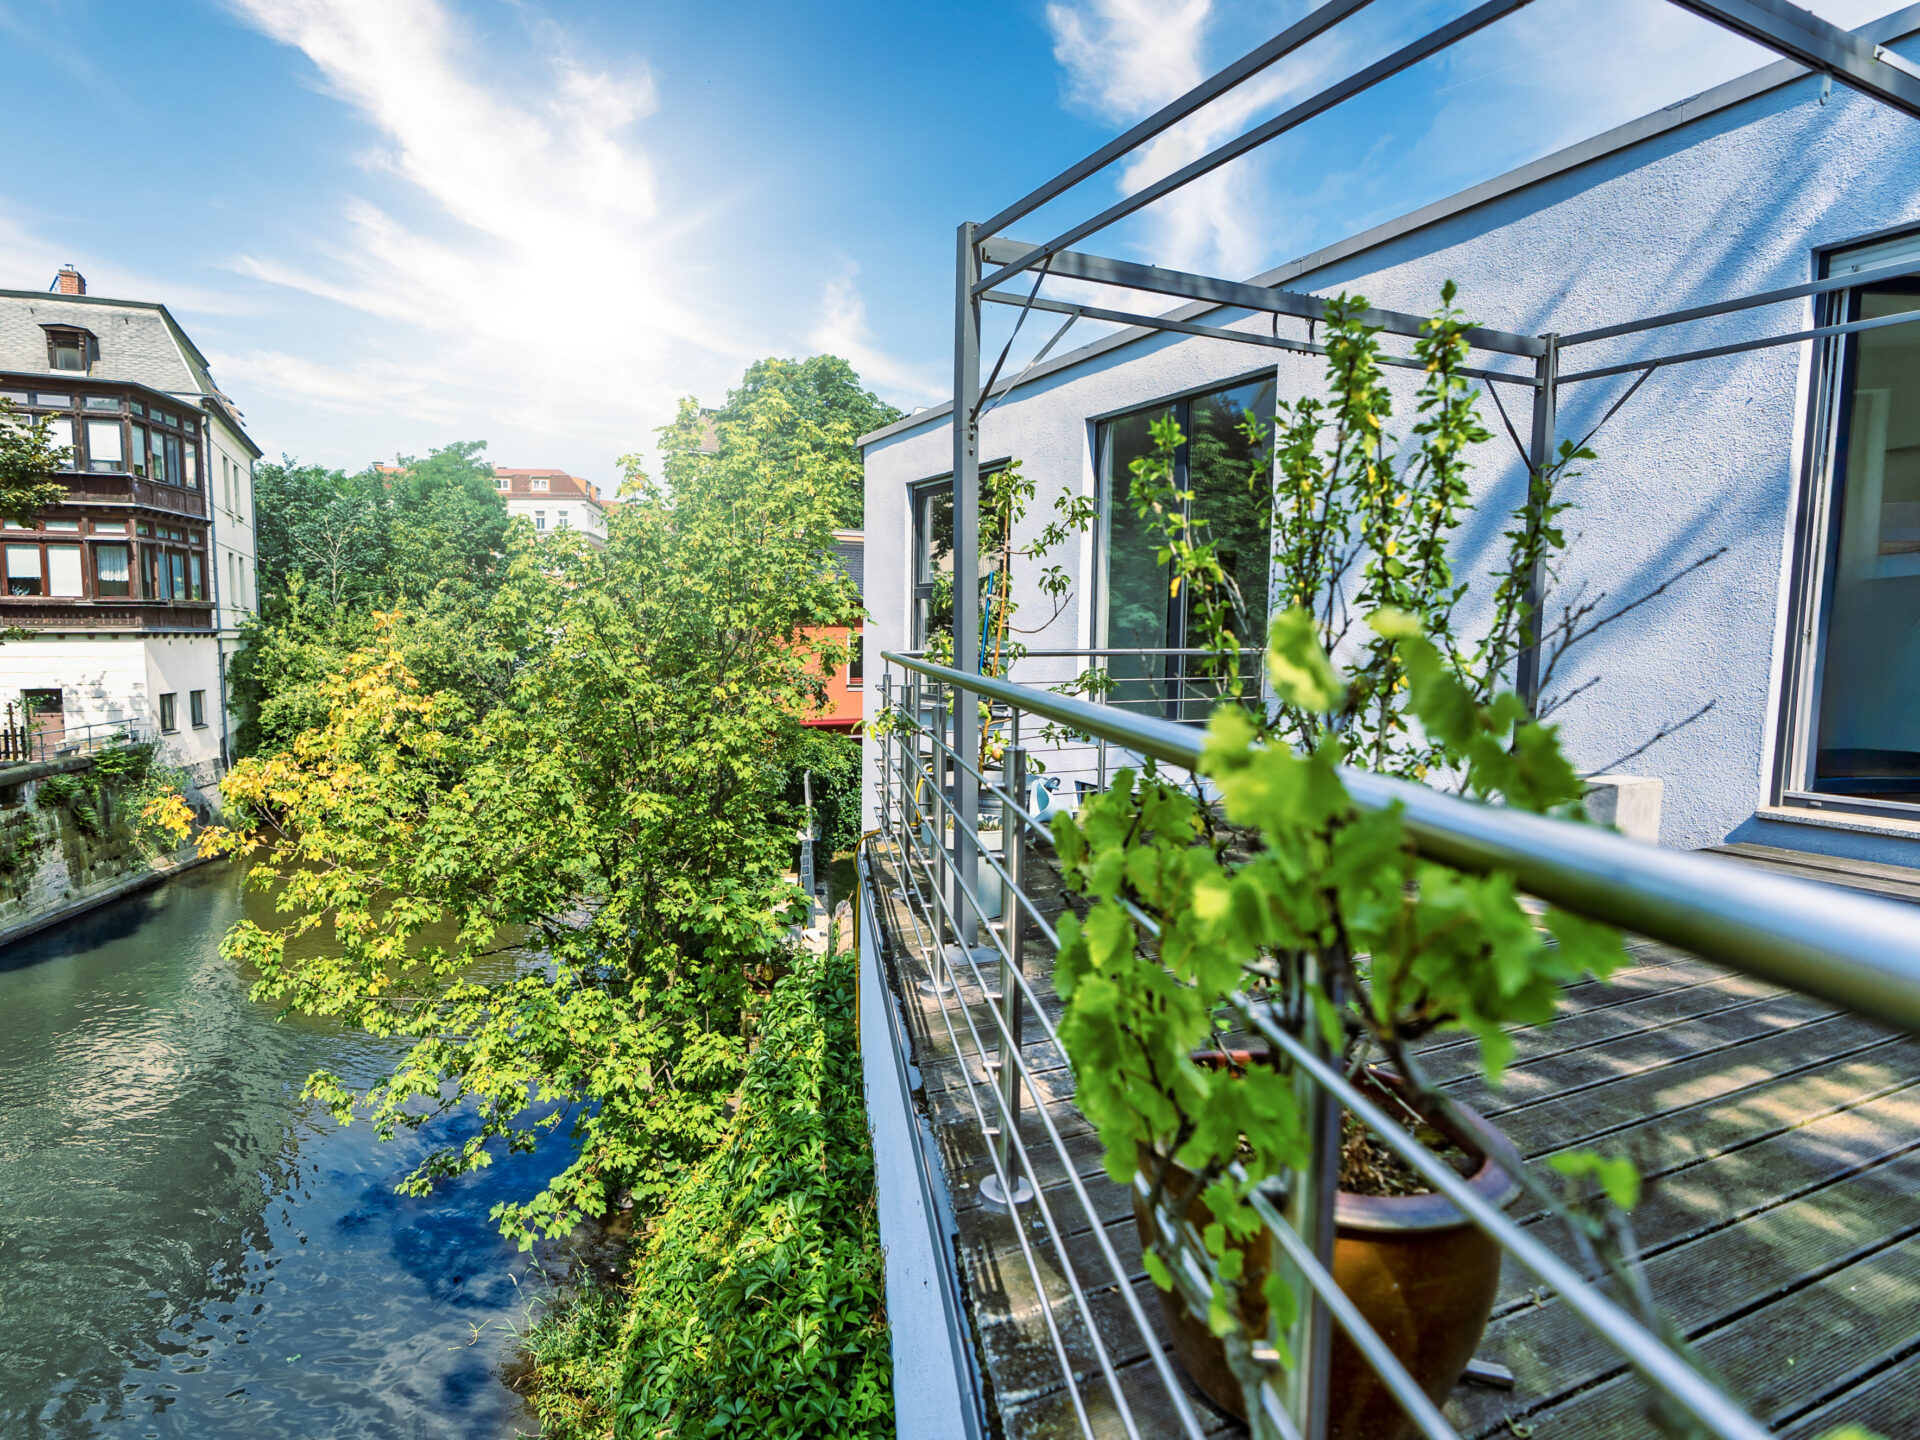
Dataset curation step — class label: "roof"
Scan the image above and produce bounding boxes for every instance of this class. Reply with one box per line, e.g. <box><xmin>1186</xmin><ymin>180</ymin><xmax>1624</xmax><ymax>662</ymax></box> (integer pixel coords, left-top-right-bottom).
<box><xmin>0</xmin><ymin>284</ymin><xmax>256</xmax><ymax>454</ymax></box>
<box><xmin>493</xmin><ymin>468</ymin><xmax>605</xmax><ymax>506</ymax></box>
<box><xmin>832</xmin><ymin>530</ymin><xmax>864</xmax><ymax>595</ymax></box>
<box><xmin>858</xmin><ymin>4</ymin><xmax>1920</xmax><ymax>451</ymax></box>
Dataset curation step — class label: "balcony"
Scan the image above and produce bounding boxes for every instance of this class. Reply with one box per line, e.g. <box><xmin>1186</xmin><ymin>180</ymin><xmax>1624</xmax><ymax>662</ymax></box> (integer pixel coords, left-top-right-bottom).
<box><xmin>0</xmin><ymin>597</ymin><xmax>214</xmax><ymax>633</ymax></box>
<box><xmin>59</xmin><ymin>471</ymin><xmax>210</xmax><ymax>519</ymax></box>
<box><xmin>858</xmin><ymin>651</ymin><xmax>1920</xmax><ymax>1440</ymax></box>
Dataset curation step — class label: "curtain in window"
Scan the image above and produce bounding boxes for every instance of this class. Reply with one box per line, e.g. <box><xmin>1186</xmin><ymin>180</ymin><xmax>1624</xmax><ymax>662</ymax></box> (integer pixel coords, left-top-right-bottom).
<box><xmin>95</xmin><ymin>544</ymin><xmax>130</xmax><ymax>597</ymax></box>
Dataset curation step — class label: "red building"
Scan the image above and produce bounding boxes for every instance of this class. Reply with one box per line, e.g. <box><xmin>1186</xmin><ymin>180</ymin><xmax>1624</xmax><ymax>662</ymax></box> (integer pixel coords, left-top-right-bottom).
<box><xmin>803</xmin><ymin>531</ymin><xmax>863</xmax><ymax>732</ymax></box>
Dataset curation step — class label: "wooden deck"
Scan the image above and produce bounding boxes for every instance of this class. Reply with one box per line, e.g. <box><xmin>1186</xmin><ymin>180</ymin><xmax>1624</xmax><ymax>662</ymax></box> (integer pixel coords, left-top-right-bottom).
<box><xmin>865</xmin><ymin>839</ymin><xmax>1920</xmax><ymax>1438</ymax></box>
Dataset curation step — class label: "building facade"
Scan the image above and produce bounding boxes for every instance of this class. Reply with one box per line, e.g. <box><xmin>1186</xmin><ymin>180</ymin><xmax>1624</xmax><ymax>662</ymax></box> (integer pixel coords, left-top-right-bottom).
<box><xmin>802</xmin><ymin>531</ymin><xmax>865</xmax><ymax>732</ymax></box>
<box><xmin>0</xmin><ymin>268</ymin><xmax>258</xmax><ymax>787</ymax></box>
<box><xmin>862</xmin><ymin>10</ymin><xmax>1920</xmax><ymax>871</ymax></box>
<box><xmin>491</xmin><ymin>467</ymin><xmax>608</xmax><ymax>543</ymax></box>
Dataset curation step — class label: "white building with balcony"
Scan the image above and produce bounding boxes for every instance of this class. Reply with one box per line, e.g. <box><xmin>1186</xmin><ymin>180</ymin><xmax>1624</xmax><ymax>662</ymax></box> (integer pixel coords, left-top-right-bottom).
<box><xmin>0</xmin><ymin>267</ymin><xmax>258</xmax><ymax>784</ymax></box>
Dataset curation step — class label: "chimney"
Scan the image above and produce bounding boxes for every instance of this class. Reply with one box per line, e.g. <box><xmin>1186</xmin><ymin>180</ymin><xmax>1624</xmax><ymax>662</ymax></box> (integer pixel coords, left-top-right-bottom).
<box><xmin>53</xmin><ymin>266</ymin><xmax>85</xmax><ymax>296</ymax></box>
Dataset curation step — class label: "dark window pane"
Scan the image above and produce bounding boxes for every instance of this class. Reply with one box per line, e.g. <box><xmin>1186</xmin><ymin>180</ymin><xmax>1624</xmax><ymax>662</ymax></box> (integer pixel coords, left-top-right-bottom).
<box><xmin>1101</xmin><ymin>405</ymin><xmax>1175</xmax><ymax>710</ymax></box>
<box><xmin>1814</xmin><ymin>283</ymin><xmax>1920</xmax><ymax>802</ymax></box>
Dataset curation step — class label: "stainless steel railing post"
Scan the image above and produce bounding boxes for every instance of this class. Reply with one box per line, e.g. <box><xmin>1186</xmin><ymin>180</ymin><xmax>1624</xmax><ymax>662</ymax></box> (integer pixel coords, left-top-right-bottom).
<box><xmin>978</xmin><ymin>743</ymin><xmax>1033</xmax><ymax>1211</ymax></box>
<box><xmin>1281</xmin><ymin>951</ymin><xmax>1341</xmax><ymax>1440</ymax></box>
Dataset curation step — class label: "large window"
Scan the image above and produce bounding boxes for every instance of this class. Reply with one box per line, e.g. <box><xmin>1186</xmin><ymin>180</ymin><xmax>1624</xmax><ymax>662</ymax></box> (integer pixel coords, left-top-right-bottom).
<box><xmin>1794</xmin><ymin>234</ymin><xmax>1920</xmax><ymax>810</ymax></box>
<box><xmin>1096</xmin><ymin>375</ymin><xmax>1277</xmax><ymax>717</ymax></box>
<box><xmin>910</xmin><ymin>479</ymin><xmax>954</xmax><ymax>650</ymax></box>
<box><xmin>95</xmin><ymin>544</ymin><xmax>130</xmax><ymax>597</ymax></box>
<box><xmin>5</xmin><ymin>545</ymin><xmax>40</xmax><ymax>596</ymax></box>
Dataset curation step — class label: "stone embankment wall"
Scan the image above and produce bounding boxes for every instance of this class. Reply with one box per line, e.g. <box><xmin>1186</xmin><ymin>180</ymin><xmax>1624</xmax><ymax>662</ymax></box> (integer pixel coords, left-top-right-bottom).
<box><xmin>0</xmin><ymin>755</ymin><xmax>202</xmax><ymax>950</ymax></box>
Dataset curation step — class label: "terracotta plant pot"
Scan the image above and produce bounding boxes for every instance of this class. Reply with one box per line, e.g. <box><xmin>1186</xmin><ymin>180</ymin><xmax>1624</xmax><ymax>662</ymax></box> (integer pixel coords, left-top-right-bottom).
<box><xmin>1129</xmin><ymin>1059</ymin><xmax>1514</xmax><ymax>1437</ymax></box>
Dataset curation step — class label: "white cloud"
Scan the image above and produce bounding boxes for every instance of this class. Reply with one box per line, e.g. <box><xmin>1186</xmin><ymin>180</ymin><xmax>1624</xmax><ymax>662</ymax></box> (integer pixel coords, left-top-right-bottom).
<box><xmin>218</xmin><ymin>0</ymin><xmax>771</xmax><ymax>476</ymax></box>
<box><xmin>809</xmin><ymin>262</ymin><xmax>946</xmax><ymax>403</ymax></box>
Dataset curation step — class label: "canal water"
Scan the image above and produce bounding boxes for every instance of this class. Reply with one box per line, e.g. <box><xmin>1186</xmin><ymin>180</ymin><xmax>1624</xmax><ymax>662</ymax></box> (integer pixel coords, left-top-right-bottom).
<box><xmin>0</xmin><ymin>861</ymin><xmax>565</xmax><ymax>1439</ymax></box>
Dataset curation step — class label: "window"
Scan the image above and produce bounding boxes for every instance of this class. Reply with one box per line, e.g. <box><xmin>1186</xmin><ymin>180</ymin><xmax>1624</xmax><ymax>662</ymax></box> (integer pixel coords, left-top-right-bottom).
<box><xmin>44</xmin><ymin>520</ymin><xmax>78</xmax><ymax>532</ymax></box>
<box><xmin>535</xmin><ymin>511</ymin><xmax>546</xmax><ymax>531</ymax></box>
<box><xmin>147</xmin><ymin>546</ymin><xmax>167</xmax><ymax>599</ymax></box>
<box><xmin>130</xmin><ymin>400</ymin><xmax>144</xmax><ymax>417</ymax></box>
<box><xmin>4</xmin><ymin>545</ymin><xmax>39</xmax><ymax>595</ymax></box>
<box><xmin>92</xmin><ymin>520</ymin><xmax>126</xmax><ymax>536</ymax></box>
<box><xmin>170</xmin><ymin>552</ymin><xmax>186</xmax><ymax>599</ymax></box>
<box><xmin>35</xmin><ymin>393</ymin><xmax>71</xmax><ymax>409</ymax></box>
<box><xmin>189</xmin><ymin>552</ymin><xmax>203</xmax><ymax>600</ymax></box>
<box><xmin>85</xmin><ymin>418</ymin><xmax>122</xmax><ymax>472</ymax></box>
<box><xmin>532</xmin><ymin>476</ymin><xmax>549</xmax><ymax>492</ymax></box>
<box><xmin>1096</xmin><ymin>375</ymin><xmax>1278</xmax><ymax>719</ymax></box>
<box><xmin>158</xmin><ymin>693</ymin><xmax>177</xmax><ymax>733</ymax></box>
<box><xmin>129</xmin><ymin>424</ymin><xmax>148</xmax><ymax>478</ymax></box>
<box><xmin>495</xmin><ymin>475</ymin><xmax>510</xmax><ymax>491</ymax></box>
<box><xmin>46</xmin><ymin>416</ymin><xmax>74</xmax><ymax>467</ymax></box>
<box><xmin>189</xmin><ymin>690</ymin><xmax>206</xmax><ymax>728</ymax></box>
<box><xmin>155</xmin><ymin>410</ymin><xmax>177</xmax><ymax>429</ymax></box>
<box><xmin>94</xmin><ymin>544</ymin><xmax>130</xmax><ymax>597</ymax></box>
<box><xmin>43</xmin><ymin>327</ymin><xmax>96</xmax><ymax>372</ymax></box>
<box><xmin>183</xmin><ymin>444</ymin><xmax>198</xmax><ymax>489</ymax></box>
<box><xmin>83</xmin><ymin>395</ymin><xmax>120</xmax><ymax>411</ymax></box>
<box><xmin>848</xmin><ymin>629</ymin><xmax>864</xmax><ymax>687</ymax></box>
<box><xmin>557</xmin><ymin>511</ymin><xmax>570</xmax><ymax>528</ymax></box>
<box><xmin>45</xmin><ymin>545</ymin><xmax>81</xmax><ymax>597</ymax></box>
<box><xmin>161</xmin><ymin>434</ymin><xmax>181</xmax><ymax>485</ymax></box>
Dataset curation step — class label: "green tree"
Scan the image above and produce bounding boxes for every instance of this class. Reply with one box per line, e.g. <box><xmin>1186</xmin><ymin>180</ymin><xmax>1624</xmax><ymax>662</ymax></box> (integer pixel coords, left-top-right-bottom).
<box><xmin>384</xmin><ymin>439</ymin><xmax>510</xmax><ymax>596</ymax></box>
<box><xmin>0</xmin><ymin>397</ymin><xmax>78</xmax><ymax>526</ymax></box>
<box><xmin>210</xmin><ymin>406</ymin><xmax>861</xmax><ymax>1240</ymax></box>
<box><xmin>659</xmin><ymin>356</ymin><xmax>900</xmax><ymax>527</ymax></box>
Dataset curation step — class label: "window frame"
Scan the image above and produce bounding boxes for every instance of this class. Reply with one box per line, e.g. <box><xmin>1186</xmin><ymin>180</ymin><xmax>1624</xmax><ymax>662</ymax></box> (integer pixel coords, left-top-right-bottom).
<box><xmin>1091</xmin><ymin>369</ymin><xmax>1279</xmax><ymax>711</ymax></box>
<box><xmin>158</xmin><ymin>692</ymin><xmax>177</xmax><ymax>734</ymax></box>
<box><xmin>1775</xmin><ymin>226</ymin><xmax>1920</xmax><ymax>819</ymax></box>
<box><xmin>189</xmin><ymin>690</ymin><xmax>207</xmax><ymax>729</ymax></box>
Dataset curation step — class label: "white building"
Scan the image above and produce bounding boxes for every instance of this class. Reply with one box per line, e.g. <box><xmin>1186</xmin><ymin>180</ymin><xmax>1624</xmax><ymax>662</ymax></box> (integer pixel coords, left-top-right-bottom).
<box><xmin>0</xmin><ymin>267</ymin><xmax>258</xmax><ymax>786</ymax></box>
<box><xmin>862</xmin><ymin>9</ymin><xmax>1920</xmax><ymax>872</ymax></box>
<box><xmin>491</xmin><ymin>467</ymin><xmax>608</xmax><ymax>544</ymax></box>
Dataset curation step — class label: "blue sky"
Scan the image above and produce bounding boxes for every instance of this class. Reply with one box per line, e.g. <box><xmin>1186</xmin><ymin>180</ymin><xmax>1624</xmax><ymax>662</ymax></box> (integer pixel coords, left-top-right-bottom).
<box><xmin>0</xmin><ymin>0</ymin><xmax>1891</xmax><ymax>483</ymax></box>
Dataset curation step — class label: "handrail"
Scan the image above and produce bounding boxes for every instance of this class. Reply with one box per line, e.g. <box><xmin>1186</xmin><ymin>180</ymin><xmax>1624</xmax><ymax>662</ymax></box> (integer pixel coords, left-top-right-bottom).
<box><xmin>884</xmin><ymin>650</ymin><xmax>1920</xmax><ymax>1034</ymax></box>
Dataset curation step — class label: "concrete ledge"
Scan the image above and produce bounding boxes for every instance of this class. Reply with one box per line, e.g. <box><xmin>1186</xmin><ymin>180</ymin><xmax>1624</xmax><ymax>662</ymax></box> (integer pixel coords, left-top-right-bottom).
<box><xmin>0</xmin><ymin>843</ymin><xmax>212</xmax><ymax>953</ymax></box>
<box><xmin>0</xmin><ymin>754</ymin><xmax>101</xmax><ymax>788</ymax></box>
<box><xmin>1755</xmin><ymin>804</ymin><xmax>1920</xmax><ymax>842</ymax></box>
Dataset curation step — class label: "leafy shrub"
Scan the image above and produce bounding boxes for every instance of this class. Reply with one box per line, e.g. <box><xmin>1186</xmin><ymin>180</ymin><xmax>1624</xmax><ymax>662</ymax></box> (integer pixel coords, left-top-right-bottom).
<box><xmin>525</xmin><ymin>947</ymin><xmax>892</xmax><ymax>1440</ymax></box>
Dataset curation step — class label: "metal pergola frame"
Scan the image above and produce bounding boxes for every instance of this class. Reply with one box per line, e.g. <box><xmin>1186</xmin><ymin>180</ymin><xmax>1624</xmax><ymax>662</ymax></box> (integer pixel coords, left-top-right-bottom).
<box><xmin>939</xmin><ymin>0</ymin><xmax>1920</xmax><ymax>978</ymax></box>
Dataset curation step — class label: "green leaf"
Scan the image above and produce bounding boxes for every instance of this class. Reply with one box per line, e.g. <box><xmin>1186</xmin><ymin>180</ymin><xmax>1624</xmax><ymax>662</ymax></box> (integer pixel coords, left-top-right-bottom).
<box><xmin>1548</xmin><ymin>1150</ymin><xmax>1641</xmax><ymax>1211</ymax></box>
<box><xmin>1266</xmin><ymin>607</ymin><xmax>1345</xmax><ymax>713</ymax></box>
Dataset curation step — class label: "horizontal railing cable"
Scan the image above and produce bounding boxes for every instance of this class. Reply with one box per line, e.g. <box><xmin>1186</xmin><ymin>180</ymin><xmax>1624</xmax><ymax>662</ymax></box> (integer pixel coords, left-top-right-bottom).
<box><xmin>884</xmin><ymin>652</ymin><xmax>1920</xmax><ymax>1036</ymax></box>
<box><xmin>886</xmin><ymin>742</ymin><xmax>1209</xmax><ymax>1439</ymax></box>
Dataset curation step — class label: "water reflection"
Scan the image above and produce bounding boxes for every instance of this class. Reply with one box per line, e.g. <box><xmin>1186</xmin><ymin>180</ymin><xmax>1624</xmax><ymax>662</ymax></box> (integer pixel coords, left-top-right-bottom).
<box><xmin>0</xmin><ymin>861</ymin><xmax>564</xmax><ymax>1439</ymax></box>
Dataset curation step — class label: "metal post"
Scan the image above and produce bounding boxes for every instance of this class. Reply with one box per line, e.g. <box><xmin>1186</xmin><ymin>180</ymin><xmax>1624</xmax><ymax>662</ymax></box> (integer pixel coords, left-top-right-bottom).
<box><xmin>921</xmin><ymin>681</ymin><xmax>957</xmax><ymax>997</ymax></box>
<box><xmin>1516</xmin><ymin>333</ymin><xmax>1559</xmax><ymax>714</ymax></box>
<box><xmin>952</xmin><ymin>221</ymin><xmax>983</xmax><ymax>947</ymax></box>
<box><xmin>1281</xmin><ymin>952</ymin><xmax>1341</xmax><ymax>1440</ymax></box>
<box><xmin>979</xmin><ymin>745</ymin><xmax>1032</xmax><ymax>1212</ymax></box>
<box><xmin>878</xmin><ymin>671</ymin><xmax>893</xmax><ymax>835</ymax></box>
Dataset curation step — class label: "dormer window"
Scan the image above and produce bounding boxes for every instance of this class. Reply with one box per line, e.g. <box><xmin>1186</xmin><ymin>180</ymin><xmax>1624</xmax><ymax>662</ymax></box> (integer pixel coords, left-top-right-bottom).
<box><xmin>531</xmin><ymin>476</ymin><xmax>549</xmax><ymax>492</ymax></box>
<box><xmin>42</xmin><ymin>326</ymin><xmax>97</xmax><ymax>373</ymax></box>
<box><xmin>495</xmin><ymin>476</ymin><xmax>510</xmax><ymax>491</ymax></box>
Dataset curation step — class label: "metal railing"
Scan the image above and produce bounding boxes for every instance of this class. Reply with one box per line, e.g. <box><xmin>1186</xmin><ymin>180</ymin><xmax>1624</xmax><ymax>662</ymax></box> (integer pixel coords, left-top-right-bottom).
<box><xmin>861</xmin><ymin>648</ymin><xmax>1920</xmax><ymax>1440</ymax></box>
<box><xmin>0</xmin><ymin>714</ymin><xmax>147</xmax><ymax>767</ymax></box>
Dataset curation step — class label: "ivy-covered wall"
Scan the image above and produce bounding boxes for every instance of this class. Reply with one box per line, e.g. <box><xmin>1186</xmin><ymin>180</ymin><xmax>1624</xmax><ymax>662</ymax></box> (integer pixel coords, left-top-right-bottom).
<box><xmin>0</xmin><ymin>754</ymin><xmax>194</xmax><ymax>943</ymax></box>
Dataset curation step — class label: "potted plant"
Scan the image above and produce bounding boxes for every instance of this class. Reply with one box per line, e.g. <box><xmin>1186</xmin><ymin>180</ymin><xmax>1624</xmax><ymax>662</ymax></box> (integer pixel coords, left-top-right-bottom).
<box><xmin>1050</xmin><ymin>288</ymin><xmax>1649</xmax><ymax>1433</ymax></box>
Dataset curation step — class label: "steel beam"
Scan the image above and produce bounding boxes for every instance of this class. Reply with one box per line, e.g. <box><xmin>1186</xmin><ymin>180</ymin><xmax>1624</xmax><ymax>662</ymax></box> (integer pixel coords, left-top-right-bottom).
<box><xmin>974</xmin><ymin>0</ymin><xmax>1536</xmax><ymax>298</ymax></box>
<box><xmin>1516</xmin><ymin>336</ymin><xmax>1559</xmax><ymax>714</ymax></box>
<box><xmin>1557</xmin><ymin>302</ymin><xmax>1920</xmax><ymax>384</ymax></box>
<box><xmin>1559</xmin><ymin>252</ymin><xmax>1920</xmax><ymax>348</ymax></box>
<box><xmin>951</xmin><ymin>223</ymin><xmax>982</xmax><ymax>949</ymax></box>
<box><xmin>980</xmin><ymin>288</ymin><xmax>1540</xmax><ymax>387</ymax></box>
<box><xmin>1671</xmin><ymin>0</ymin><xmax>1920</xmax><ymax>120</ymax></box>
<box><xmin>979</xmin><ymin>0</ymin><xmax>1378</xmax><ymax>239</ymax></box>
<box><xmin>979</xmin><ymin>236</ymin><xmax>1544</xmax><ymax>357</ymax></box>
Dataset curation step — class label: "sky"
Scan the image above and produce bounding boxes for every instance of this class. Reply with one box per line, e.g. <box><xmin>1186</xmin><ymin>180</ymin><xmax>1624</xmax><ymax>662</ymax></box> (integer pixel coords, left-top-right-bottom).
<box><xmin>0</xmin><ymin>0</ymin><xmax>1897</xmax><ymax>485</ymax></box>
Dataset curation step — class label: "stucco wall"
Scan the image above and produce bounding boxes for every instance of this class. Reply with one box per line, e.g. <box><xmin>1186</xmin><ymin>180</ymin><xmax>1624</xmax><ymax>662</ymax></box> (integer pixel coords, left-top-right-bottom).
<box><xmin>863</xmin><ymin>32</ymin><xmax>1920</xmax><ymax>867</ymax></box>
<box><xmin>0</xmin><ymin>634</ymin><xmax>224</xmax><ymax>781</ymax></box>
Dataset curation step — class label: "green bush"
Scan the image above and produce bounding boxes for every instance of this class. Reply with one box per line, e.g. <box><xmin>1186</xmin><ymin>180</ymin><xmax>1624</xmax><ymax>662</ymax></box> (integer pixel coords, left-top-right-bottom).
<box><xmin>526</xmin><ymin>947</ymin><xmax>892</xmax><ymax>1440</ymax></box>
